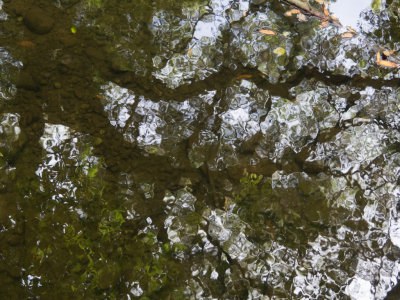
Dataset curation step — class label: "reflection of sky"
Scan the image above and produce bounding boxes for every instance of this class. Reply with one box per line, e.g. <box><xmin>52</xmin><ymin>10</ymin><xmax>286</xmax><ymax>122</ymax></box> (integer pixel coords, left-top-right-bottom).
<box><xmin>193</xmin><ymin>16</ymin><xmax>226</xmax><ymax>40</ymax></box>
<box><xmin>0</xmin><ymin>0</ymin><xmax>7</xmax><ymax>20</ymax></box>
<box><xmin>329</xmin><ymin>0</ymin><xmax>372</xmax><ymax>28</ymax></box>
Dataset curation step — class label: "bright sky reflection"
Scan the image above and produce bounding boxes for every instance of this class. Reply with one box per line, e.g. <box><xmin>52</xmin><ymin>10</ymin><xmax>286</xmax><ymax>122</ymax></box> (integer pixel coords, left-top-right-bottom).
<box><xmin>329</xmin><ymin>0</ymin><xmax>372</xmax><ymax>28</ymax></box>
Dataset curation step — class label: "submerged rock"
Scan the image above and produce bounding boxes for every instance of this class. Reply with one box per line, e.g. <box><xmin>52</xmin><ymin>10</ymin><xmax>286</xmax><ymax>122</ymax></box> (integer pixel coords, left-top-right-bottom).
<box><xmin>24</xmin><ymin>7</ymin><xmax>54</xmax><ymax>34</ymax></box>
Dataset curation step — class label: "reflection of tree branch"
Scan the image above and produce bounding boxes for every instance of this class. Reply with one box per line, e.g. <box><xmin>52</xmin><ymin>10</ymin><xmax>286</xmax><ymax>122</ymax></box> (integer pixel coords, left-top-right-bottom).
<box><xmin>282</xmin><ymin>0</ymin><xmax>341</xmax><ymax>27</ymax></box>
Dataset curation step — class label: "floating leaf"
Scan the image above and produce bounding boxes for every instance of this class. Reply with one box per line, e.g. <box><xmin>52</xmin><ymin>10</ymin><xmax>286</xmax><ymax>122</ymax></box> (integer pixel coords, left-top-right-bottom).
<box><xmin>273</xmin><ymin>47</ymin><xmax>286</xmax><ymax>56</ymax></box>
<box><xmin>323</xmin><ymin>4</ymin><xmax>329</xmax><ymax>17</ymax></box>
<box><xmin>377</xmin><ymin>60</ymin><xmax>398</xmax><ymax>68</ymax></box>
<box><xmin>284</xmin><ymin>9</ymin><xmax>300</xmax><ymax>17</ymax></box>
<box><xmin>376</xmin><ymin>52</ymin><xmax>399</xmax><ymax>68</ymax></box>
<box><xmin>236</xmin><ymin>74</ymin><xmax>253</xmax><ymax>80</ymax></box>
<box><xmin>298</xmin><ymin>13</ymin><xmax>307</xmax><ymax>22</ymax></box>
<box><xmin>188</xmin><ymin>47</ymin><xmax>192</xmax><ymax>57</ymax></box>
<box><xmin>383</xmin><ymin>49</ymin><xmax>395</xmax><ymax>57</ymax></box>
<box><xmin>346</xmin><ymin>26</ymin><xmax>357</xmax><ymax>34</ymax></box>
<box><xmin>341</xmin><ymin>32</ymin><xmax>354</xmax><ymax>38</ymax></box>
<box><xmin>319</xmin><ymin>20</ymin><xmax>329</xmax><ymax>28</ymax></box>
<box><xmin>19</xmin><ymin>41</ymin><xmax>35</xmax><ymax>47</ymax></box>
<box><xmin>70</xmin><ymin>26</ymin><xmax>77</xmax><ymax>34</ymax></box>
<box><xmin>259</xmin><ymin>29</ymin><xmax>276</xmax><ymax>35</ymax></box>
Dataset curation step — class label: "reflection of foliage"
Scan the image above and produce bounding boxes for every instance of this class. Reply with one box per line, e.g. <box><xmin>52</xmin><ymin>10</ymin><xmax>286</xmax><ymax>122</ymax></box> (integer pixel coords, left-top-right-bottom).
<box><xmin>231</xmin><ymin>169</ymin><xmax>331</xmax><ymax>248</ymax></box>
<box><xmin>85</xmin><ymin>0</ymin><xmax>105</xmax><ymax>9</ymax></box>
<box><xmin>98</xmin><ymin>209</ymin><xmax>125</xmax><ymax>237</ymax></box>
<box><xmin>14</xmin><ymin>136</ymin><xmax>187</xmax><ymax>298</ymax></box>
<box><xmin>233</xmin><ymin>169</ymin><xmax>264</xmax><ymax>204</ymax></box>
<box><xmin>61</xmin><ymin>210</ymin><xmax>185</xmax><ymax>296</ymax></box>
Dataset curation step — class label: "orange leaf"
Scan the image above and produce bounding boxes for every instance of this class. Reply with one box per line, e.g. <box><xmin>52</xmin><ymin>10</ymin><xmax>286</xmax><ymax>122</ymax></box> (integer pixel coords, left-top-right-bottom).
<box><xmin>323</xmin><ymin>4</ymin><xmax>329</xmax><ymax>17</ymax></box>
<box><xmin>377</xmin><ymin>52</ymin><xmax>399</xmax><ymax>68</ymax></box>
<box><xmin>188</xmin><ymin>47</ymin><xmax>192</xmax><ymax>57</ymax></box>
<box><xmin>259</xmin><ymin>29</ymin><xmax>276</xmax><ymax>35</ymax></box>
<box><xmin>383</xmin><ymin>49</ymin><xmax>395</xmax><ymax>57</ymax></box>
<box><xmin>284</xmin><ymin>9</ymin><xmax>300</xmax><ymax>17</ymax></box>
<box><xmin>19</xmin><ymin>41</ymin><xmax>35</xmax><ymax>47</ymax></box>
<box><xmin>376</xmin><ymin>51</ymin><xmax>381</xmax><ymax>61</ymax></box>
<box><xmin>377</xmin><ymin>59</ymin><xmax>399</xmax><ymax>68</ymax></box>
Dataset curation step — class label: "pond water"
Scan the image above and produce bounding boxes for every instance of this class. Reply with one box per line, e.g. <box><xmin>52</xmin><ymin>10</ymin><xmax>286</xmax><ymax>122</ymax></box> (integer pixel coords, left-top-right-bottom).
<box><xmin>1</xmin><ymin>0</ymin><xmax>400</xmax><ymax>299</ymax></box>
<box><xmin>329</xmin><ymin>0</ymin><xmax>372</xmax><ymax>28</ymax></box>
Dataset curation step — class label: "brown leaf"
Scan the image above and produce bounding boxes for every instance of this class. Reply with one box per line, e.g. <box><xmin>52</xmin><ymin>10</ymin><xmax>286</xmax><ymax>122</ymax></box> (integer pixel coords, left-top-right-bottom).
<box><xmin>284</xmin><ymin>9</ymin><xmax>300</xmax><ymax>17</ymax></box>
<box><xmin>319</xmin><ymin>20</ymin><xmax>329</xmax><ymax>28</ymax></box>
<box><xmin>346</xmin><ymin>26</ymin><xmax>357</xmax><ymax>34</ymax></box>
<box><xmin>383</xmin><ymin>49</ymin><xmax>396</xmax><ymax>57</ymax></box>
<box><xmin>377</xmin><ymin>51</ymin><xmax>399</xmax><ymax>68</ymax></box>
<box><xmin>19</xmin><ymin>41</ymin><xmax>35</xmax><ymax>47</ymax></box>
<box><xmin>259</xmin><ymin>29</ymin><xmax>276</xmax><ymax>35</ymax></box>
<box><xmin>298</xmin><ymin>13</ymin><xmax>307</xmax><ymax>22</ymax></box>
<box><xmin>236</xmin><ymin>74</ymin><xmax>253</xmax><ymax>80</ymax></box>
<box><xmin>341</xmin><ymin>32</ymin><xmax>354</xmax><ymax>39</ymax></box>
<box><xmin>377</xmin><ymin>59</ymin><xmax>399</xmax><ymax>68</ymax></box>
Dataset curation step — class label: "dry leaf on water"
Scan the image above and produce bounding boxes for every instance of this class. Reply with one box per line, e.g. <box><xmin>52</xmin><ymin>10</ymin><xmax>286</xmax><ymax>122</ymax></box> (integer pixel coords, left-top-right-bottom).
<box><xmin>236</xmin><ymin>74</ymin><xmax>253</xmax><ymax>80</ymax></box>
<box><xmin>319</xmin><ymin>20</ymin><xmax>329</xmax><ymax>28</ymax></box>
<box><xmin>188</xmin><ymin>47</ymin><xmax>192</xmax><ymax>57</ymax></box>
<box><xmin>259</xmin><ymin>29</ymin><xmax>276</xmax><ymax>35</ymax></box>
<box><xmin>383</xmin><ymin>49</ymin><xmax>396</xmax><ymax>57</ymax></box>
<box><xmin>298</xmin><ymin>13</ymin><xmax>307</xmax><ymax>21</ymax></box>
<box><xmin>341</xmin><ymin>32</ymin><xmax>354</xmax><ymax>39</ymax></box>
<box><xmin>346</xmin><ymin>26</ymin><xmax>357</xmax><ymax>34</ymax></box>
<box><xmin>323</xmin><ymin>4</ymin><xmax>329</xmax><ymax>17</ymax></box>
<box><xmin>284</xmin><ymin>9</ymin><xmax>300</xmax><ymax>17</ymax></box>
<box><xmin>19</xmin><ymin>41</ymin><xmax>35</xmax><ymax>47</ymax></box>
<box><xmin>376</xmin><ymin>52</ymin><xmax>399</xmax><ymax>68</ymax></box>
<box><xmin>284</xmin><ymin>8</ymin><xmax>306</xmax><ymax>21</ymax></box>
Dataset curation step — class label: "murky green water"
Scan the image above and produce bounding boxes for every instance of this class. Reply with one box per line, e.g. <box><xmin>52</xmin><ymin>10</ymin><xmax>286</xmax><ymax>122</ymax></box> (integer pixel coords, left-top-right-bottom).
<box><xmin>1</xmin><ymin>0</ymin><xmax>400</xmax><ymax>298</ymax></box>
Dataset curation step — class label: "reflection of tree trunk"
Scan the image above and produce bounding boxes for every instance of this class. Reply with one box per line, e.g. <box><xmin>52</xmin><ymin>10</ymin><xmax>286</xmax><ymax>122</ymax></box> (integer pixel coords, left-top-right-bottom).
<box><xmin>12</xmin><ymin>91</ymin><xmax>44</xmax><ymax>186</ymax></box>
<box><xmin>283</xmin><ymin>0</ymin><xmax>341</xmax><ymax>26</ymax></box>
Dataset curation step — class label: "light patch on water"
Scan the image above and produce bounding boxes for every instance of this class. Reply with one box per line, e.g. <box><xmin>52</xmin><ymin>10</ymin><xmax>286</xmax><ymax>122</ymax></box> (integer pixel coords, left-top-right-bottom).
<box><xmin>39</xmin><ymin>123</ymin><xmax>71</xmax><ymax>152</ymax></box>
<box><xmin>209</xmin><ymin>0</ymin><xmax>232</xmax><ymax>16</ymax></box>
<box><xmin>194</xmin><ymin>16</ymin><xmax>226</xmax><ymax>40</ymax></box>
<box><xmin>210</xmin><ymin>269</ymin><xmax>219</xmax><ymax>279</ymax></box>
<box><xmin>129</xmin><ymin>281</ymin><xmax>143</xmax><ymax>297</ymax></box>
<box><xmin>0</xmin><ymin>0</ymin><xmax>7</xmax><ymax>20</ymax></box>
<box><xmin>345</xmin><ymin>277</ymin><xmax>374</xmax><ymax>300</ymax></box>
<box><xmin>329</xmin><ymin>0</ymin><xmax>372</xmax><ymax>29</ymax></box>
<box><xmin>220</xmin><ymin>107</ymin><xmax>260</xmax><ymax>141</ymax></box>
<box><xmin>22</xmin><ymin>275</ymin><xmax>42</xmax><ymax>287</ymax></box>
<box><xmin>133</xmin><ymin>99</ymin><xmax>167</xmax><ymax>149</ymax></box>
<box><xmin>0</xmin><ymin>113</ymin><xmax>20</xmax><ymax>148</ymax></box>
<box><xmin>389</xmin><ymin>218</ymin><xmax>400</xmax><ymax>248</ymax></box>
<box><xmin>101</xmin><ymin>82</ymin><xmax>136</xmax><ymax>128</ymax></box>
